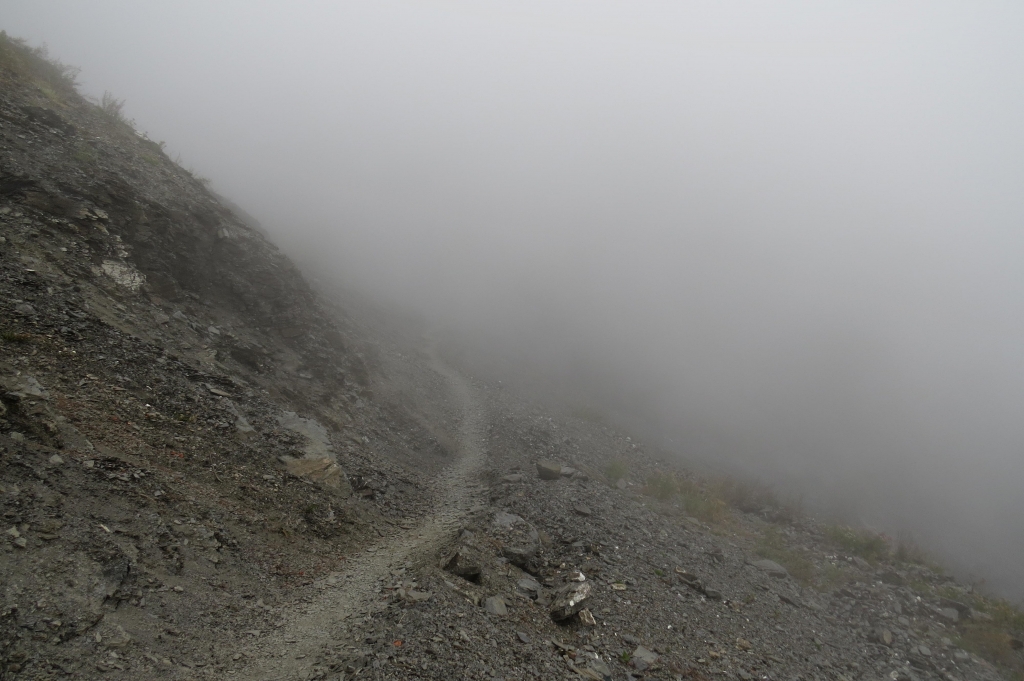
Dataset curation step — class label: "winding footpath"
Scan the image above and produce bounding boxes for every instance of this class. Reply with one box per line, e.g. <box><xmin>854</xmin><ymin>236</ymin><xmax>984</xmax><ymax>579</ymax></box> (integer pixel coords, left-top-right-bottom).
<box><xmin>243</xmin><ymin>355</ymin><xmax>488</xmax><ymax>681</ymax></box>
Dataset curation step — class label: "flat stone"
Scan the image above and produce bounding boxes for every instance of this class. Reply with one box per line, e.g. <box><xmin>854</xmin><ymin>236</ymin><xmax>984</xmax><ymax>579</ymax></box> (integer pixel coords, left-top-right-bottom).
<box><xmin>283</xmin><ymin>457</ymin><xmax>351</xmax><ymax>496</ymax></box>
<box><xmin>537</xmin><ymin>460</ymin><xmax>563</xmax><ymax>480</ymax></box>
<box><xmin>573</xmin><ymin>504</ymin><xmax>593</xmax><ymax>517</ymax></box>
<box><xmin>871</xmin><ymin>628</ymin><xmax>893</xmax><ymax>646</ymax></box>
<box><xmin>588</xmin><ymin>658</ymin><xmax>612</xmax><ymax>680</ymax></box>
<box><xmin>501</xmin><ymin>473</ymin><xmax>524</xmax><ymax>483</ymax></box>
<box><xmin>517</xmin><ymin>577</ymin><xmax>542</xmax><ymax>596</ymax></box>
<box><xmin>578</xmin><ymin>608</ymin><xmax>597</xmax><ymax>626</ymax></box>
<box><xmin>407</xmin><ymin>590</ymin><xmax>431</xmax><ymax>603</ymax></box>
<box><xmin>492</xmin><ymin>512</ymin><xmax>524</xmax><ymax>529</ymax></box>
<box><xmin>484</xmin><ymin>596</ymin><xmax>507</xmax><ymax>616</ymax></box>
<box><xmin>938</xmin><ymin>607</ymin><xmax>959</xmax><ymax>623</ymax></box>
<box><xmin>751</xmin><ymin>559</ymin><xmax>789</xmax><ymax>578</ymax></box>
<box><xmin>631</xmin><ymin>646</ymin><xmax>659</xmax><ymax>672</ymax></box>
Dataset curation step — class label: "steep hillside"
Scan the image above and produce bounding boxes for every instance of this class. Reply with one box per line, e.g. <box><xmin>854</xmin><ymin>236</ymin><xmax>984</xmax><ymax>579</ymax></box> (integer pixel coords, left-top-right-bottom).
<box><xmin>0</xmin><ymin>33</ymin><xmax>456</xmax><ymax>679</ymax></box>
<box><xmin>1</xmin><ymin>34</ymin><xmax>1021</xmax><ymax>681</ymax></box>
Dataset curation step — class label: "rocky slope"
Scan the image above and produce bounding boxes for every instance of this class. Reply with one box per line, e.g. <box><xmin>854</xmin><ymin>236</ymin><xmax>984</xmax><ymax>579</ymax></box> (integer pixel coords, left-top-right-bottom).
<box><xmin>1</xmin><ymin>34</ymin><xmax>1021</xmax><ymax>681</ymax></box>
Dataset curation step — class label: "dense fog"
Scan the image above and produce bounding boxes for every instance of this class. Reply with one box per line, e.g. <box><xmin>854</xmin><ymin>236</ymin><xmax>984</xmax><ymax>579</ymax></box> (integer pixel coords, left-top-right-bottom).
<box><xmin>5</xmin><ymin>2</ymin><xmax>1024</xmax><ymax>599</ymax></box>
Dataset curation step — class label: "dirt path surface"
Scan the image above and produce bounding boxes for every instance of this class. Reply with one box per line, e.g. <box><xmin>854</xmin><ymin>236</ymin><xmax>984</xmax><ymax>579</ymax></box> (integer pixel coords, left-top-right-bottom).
<box><xmin>242</xmin><ymin>354</ymin><xmax>488</xmax><ymax>681</ymax></box>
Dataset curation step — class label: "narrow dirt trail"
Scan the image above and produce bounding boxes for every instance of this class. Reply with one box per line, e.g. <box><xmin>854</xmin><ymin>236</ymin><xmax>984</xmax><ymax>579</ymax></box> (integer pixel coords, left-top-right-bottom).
<box><xmin>243</xmin><ymin>355</ymin><xmax>488</xmax><ymax>681</ymax></box>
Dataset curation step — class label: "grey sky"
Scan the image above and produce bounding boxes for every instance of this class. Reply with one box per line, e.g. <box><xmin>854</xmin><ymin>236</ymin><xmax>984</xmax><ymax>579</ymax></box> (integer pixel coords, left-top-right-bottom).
<box><xmin>5</xmin><ymin>1</ymin><xmax>1024</xmax><ymax>597</ymax></box>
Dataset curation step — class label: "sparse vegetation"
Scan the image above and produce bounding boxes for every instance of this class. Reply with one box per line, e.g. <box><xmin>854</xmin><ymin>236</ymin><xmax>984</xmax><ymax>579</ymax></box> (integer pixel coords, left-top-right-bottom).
<box><xmin>715</xmin><ymin>478</ymin><xmax>778</xmax><ymax>513</ymax></box>
<box><xmin>185</xmin><ymin>166</ymin><xmax>212</xmax><ymax>187</ymax></box>
<box><xmin>824</xmin><ymin>524</ymin><xmax>889</xmax><ymax>563</ymax></box>
<box><xmin>817</xmin><ymin>562</ymin><xmax>856</xmax><ymax>590</ymax></box>
<box><xmin>1</xmin><ymin>330</ymin><xmax>33</xmax><ymax>343</ymax></box>
<box><xmin>645</xmin><ymin>470</ymin><xmax>680</xmax><ymax>500</ymax></box>
<box><xmin>641</xmin><ymin>471</ymin><xmax>729</xmax><ymax>524</ymax></box>
<box><xmin>604</xmin><ymin>459</ymin><xmax>628</xmax><ymax>484</ymax></box>
<box><xmin>99</xmin><ymin>90</ymin><xmax>128</xmax><ymax>123</ymax></box>
<box><xmin>893</xmin><ymin>533</ymin><xmax>930</xmax><ymax>565</ymax></box>
<box><xmin>0</xmin><ymin>31</ymin><xmax>79</xmax><ymax>94</ymax></box>
<box><xmin>756</xmin><ymin>527</ymin><xmax>815</xmax><ymax>585</ymax></box>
